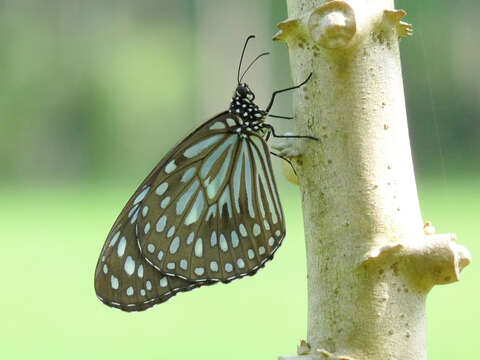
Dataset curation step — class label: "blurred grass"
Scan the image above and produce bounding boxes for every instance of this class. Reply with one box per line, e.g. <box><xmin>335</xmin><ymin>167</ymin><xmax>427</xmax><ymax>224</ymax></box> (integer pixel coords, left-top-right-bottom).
<box><xmin>0</xmin><ymin>174</ymin><xmax>477</xmax><ymax>359</ymax></box>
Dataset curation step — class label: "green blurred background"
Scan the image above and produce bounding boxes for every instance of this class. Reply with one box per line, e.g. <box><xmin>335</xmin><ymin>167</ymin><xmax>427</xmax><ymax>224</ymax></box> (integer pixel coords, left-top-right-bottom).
<box><xmin>0</xmin><ymin>1</ymin><xmax>478</xmax><ymax>359</ymax></box>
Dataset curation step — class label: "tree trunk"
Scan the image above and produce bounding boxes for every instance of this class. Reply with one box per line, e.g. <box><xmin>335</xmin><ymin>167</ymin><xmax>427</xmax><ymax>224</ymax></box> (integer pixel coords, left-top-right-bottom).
<box><xmin>273</xmin><ymin>1</ymin><xmax>471</xmax><ymax>359</ymax></box>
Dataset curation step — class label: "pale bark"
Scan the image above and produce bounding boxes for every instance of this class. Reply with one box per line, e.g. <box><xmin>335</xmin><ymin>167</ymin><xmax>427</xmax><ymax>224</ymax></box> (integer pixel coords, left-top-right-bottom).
<box><xmin>273</xmin><ymin>1</ymin><xmax>471</xmax><ymax>359</ymax></box>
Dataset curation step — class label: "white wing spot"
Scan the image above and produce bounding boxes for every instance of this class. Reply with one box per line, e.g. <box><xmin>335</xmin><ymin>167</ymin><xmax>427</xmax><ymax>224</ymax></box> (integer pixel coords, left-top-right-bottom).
<box><xmin>194</xmin><ymin>238</ymin><xmax>203</xmax><ymax>258</ymax></box>
<box><xmin>259</xmin><ymin>246</ymin><xmax>266</xmax><ymax>255</ymax></box>
<box><xmin>186</xmin><ymin>232</ymin><xmax>195</xmax><ymax>245</ymax></box>
<box><xmin>124</xmin><ymin>256</ymin><xmax>135</xmax><ymax>276</ymax></box>
<box><xmin>210</xmin><ymin>122</ymin><xmax>226</xmax><ymax>130</ymax></box>
<box><xmin>268</xmin><ymin>237</ymin><xmax>275</xmax><ymax>246</ymax></box>
<box><xmin>147</xmin><ymin>243</ymin><xmax>155</xmax><ymax>253</ymax></box>
<box><xmin>219</xmin><ymin>234</ymin><xmax>228</xmax><ymax>252</ymax></box>
<box><xmin>130</xmin><ymin>207</ymin><xmax>140</xmax><ymax>224</ymax></box>
<box><xmin>225</xmin><ymin>263</ymin><xmax>233</xmax><ymax>272</ymax></box>
<box><xmin>137</xmin><ymin>264</ymin><xmax>144</xmax><ymax>278</ymax></box>
<box><xmin>128</xmin><ymin>204</ymin><xmax>139</xmax><ymax>218</ymax></box>
<box><xmin>117</xmin><ymin>237</ymin><xmax>127</xmax><ymax>257</ymax></box>
<box><xmin>237</xmin><ymin>258</ymin><xmax>245</xmax><ymax>268</ymax></box>
<box><xmin>142</xmin><ymin>206</ymin><xmax>149</xmax><ymax>218</ymax></box>
<box><xmin>110</xmin><ymin>275</ymin><xmax>119</xmax><ymax>290</ymax></box>
<box><xmin>181</xmin><ymin>167</ymin><xmax>197</xmax><ymax>183</ymax></box>
<box><xmin>194</xmin><ymin>267</ymin><xmax>205</xmax><ymax>276</ymax></box>
<box><xmin>167</xmin><ymin>225</ymin><xmax>176</xmax><ymax>238</ymax></box>
<box><xmin>155</xmin><ymin>182</ymin><xmax>168</xmax><ymax>196</ymax></box>
<box><xmin>253</xmin><ymin>223</ymin><xmax>261</xmax><ymax>237</ymax></box>
<box><xmin>210</xmin><ymin>261</ymin><xmax>219</xmax><ymax>272</ymax></box>
<box><xmin>169</xmin><ymin>237</ymin><xmax>180</xmax><ymax>254</ymax></box>
<box><xmin>226</xmin><ymin>118</ymin><xmax>236</xmax><ymax>127</ymax></box>
<box><xmin>167</xmin><ymin>262</ymin><xmax>176</xmax><ymax>270</ymax></box>
<box><xmin>126</xmin><ymin>286</ymin><xmax>134</xmax><ymax>296</ymax></box>
<box><xmin>144</xmin><ymin>222</ymin><xmax>151</xmax><ymax>234</ymax></box>
<box><xmin>165</xmin><ymin>160</ymin><xmax>177</xmax><ymax>174</ymax></box>
<box><xmin>180</xmin><ymin>259</ymin><xmax>188</xmax><ymax>270</ymax></box>
<box><xmin>103</xmin><ymin>264</ymin><xmax>108</xmax><ymax>274</ymax></box>
<box><xmin>239</xmin><ymin>224</ymin><xmax>248</xmax><ymax>237</ymax></box>
<box><xmin>133</xmin><ymin>186</ymin><xmax>150</xmax><ymax>205</ymax></box>
<box><xmin>231</xmin><ymin>231</ymin><xmax>239</xmax><ymax>248</ymax></box>
<box><xmin>157</xmin><ymin>250</ymin><xmax>164</xmax><ymax>261</ymax></box>
<box><xmin>248</xmin><ymin>249</ymin><xmax>255</xmax><ymax>260</ymax></box>
<box><xmin>275</xmin><ymin>230</ymin><xmax>281</xmax><ymax>237</ymax></box>
<box><xmin>140</xmin><ymin>289</ymin><xmax>146</xmax><ymax>296</ymax></box>
<box><xmin>161</xmin><ymin>196</ymin><xmax>171</xmax><ymax>209</ymax></box>
<box><xmin>210</xmin><ymin>231</ymin><xmax>217</xmax><ymax>247</ymax></box>
<box><xmin>146</xmin><ymin>280</ymin><xmax>152</xmax><ymax>290</ymax></box>
<box><xmin>156</xmin><ymin>215</ymin><xmax>167</xmax><ymax>232</ymax></box>
<box><xmin>263</xmin><ymin>219</ymin><xmax>271</xmax><ymax>230</ymax></box>
<box><xmin>159</xmin><ymin>277</ymin><xmax>168</xmax><ymax>287</ymax></box>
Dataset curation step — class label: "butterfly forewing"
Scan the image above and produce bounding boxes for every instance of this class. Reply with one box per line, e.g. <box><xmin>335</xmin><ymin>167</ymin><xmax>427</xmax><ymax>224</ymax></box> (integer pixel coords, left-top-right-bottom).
<box><xmin>135</xmin><ymin>112</ymin><xmax>285</xmax><ymax>282</ymax></box>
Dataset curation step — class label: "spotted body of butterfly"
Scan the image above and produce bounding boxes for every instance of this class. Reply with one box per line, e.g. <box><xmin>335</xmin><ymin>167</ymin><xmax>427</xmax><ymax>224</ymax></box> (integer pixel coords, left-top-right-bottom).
<box><xmin>94</xmin><ymin>35</ymin><xmax>315</xmax><ymax>311</ymax></box>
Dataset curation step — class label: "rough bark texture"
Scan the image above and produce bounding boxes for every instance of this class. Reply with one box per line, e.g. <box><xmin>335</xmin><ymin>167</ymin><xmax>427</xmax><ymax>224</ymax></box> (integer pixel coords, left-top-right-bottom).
<box><xmin>273</xmin><ymin>1</ymin><xmax>471</xmax><ymax>359</ymax></box>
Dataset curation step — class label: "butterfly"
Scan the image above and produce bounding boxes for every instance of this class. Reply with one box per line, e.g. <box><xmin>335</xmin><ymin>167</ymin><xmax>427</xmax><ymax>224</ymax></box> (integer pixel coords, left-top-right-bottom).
<box><xmin>94</xmin><ymin>35</ymin><xmax>315</xmax><ymax>311</ymax></box>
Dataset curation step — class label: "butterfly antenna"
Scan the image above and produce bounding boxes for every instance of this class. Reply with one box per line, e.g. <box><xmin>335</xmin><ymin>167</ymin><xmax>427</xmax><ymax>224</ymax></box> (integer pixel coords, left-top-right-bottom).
<box><xmin>238</xmin><ymin>35</ymin><xmax>256</xmax><ymax>84</ymax></box>
<box><xmin>239</xmin><ymin>52</ymin><xmax>270</xmax><ymax>83</ymax></box>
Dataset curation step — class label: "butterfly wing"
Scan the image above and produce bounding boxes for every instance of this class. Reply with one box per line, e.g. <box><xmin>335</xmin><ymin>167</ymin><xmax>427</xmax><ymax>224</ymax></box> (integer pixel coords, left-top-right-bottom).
<box><xmin>134</xmin><ymin>112</ymin><xmax>286</xmax><ymax>282</ymax></box>
<box><xmin>94</xmin><ymin>211</ymin><xmax>215</xmax><ymax>312</ymax></box>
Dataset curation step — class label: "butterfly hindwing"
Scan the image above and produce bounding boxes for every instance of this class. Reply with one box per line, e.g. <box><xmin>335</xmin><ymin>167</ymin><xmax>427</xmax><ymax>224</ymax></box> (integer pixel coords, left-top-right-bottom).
<box><xmin>134</xmin><ymin>112</ymin><xmax>286</xmax><ymax>282</ymax></box>
<box><xmin>94</xmin><ymin>210</ymin><xmax>215</xmax><ymax>312</ymax></box>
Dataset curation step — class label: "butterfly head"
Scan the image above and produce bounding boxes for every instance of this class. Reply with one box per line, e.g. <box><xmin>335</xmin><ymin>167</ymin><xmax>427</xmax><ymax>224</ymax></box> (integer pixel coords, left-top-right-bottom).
<box><xmin>229</xmin><ymin>83</ymin><xmax>266</xmax><ymax>122</ymax></box>
<box><xmin>235</xmin><ymin>83</ymin><xmax>254</xmax><ymax>101</ymax></box>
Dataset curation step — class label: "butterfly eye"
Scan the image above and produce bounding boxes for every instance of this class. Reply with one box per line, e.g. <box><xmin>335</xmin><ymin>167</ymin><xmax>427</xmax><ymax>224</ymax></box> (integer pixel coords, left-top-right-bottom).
<box><xmin>237</xmin><ymin>86</ymin><xmax>248</xmax><ymax>97</ymax></box>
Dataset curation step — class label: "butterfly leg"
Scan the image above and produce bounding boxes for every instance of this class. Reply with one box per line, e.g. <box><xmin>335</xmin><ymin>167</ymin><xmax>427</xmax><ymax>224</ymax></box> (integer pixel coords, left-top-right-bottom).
<box><xmin>270</xmin><ymin>151</ymin><xmax>298</xmax><ymax>176</ymax></box>
<box><xmin>263</xmin><ymin>124</ymin><xmax>318</xmax><ymax>141</ymax></box>
<box><xmin>265</xmin><ymin>72</ymin><xmax>313</xmax><ymax>113</ymax></box>
<box><xmin>268</xmin><ymin>114</ymin><xmax>294</xmax><ymax>120</ymax></box>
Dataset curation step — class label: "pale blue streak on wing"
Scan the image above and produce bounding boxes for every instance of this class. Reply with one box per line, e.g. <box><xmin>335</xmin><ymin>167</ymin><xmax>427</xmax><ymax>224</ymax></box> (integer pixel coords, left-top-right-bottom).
<box><xmin>206</xmin><ymin>139</ymin><xmax>236</xmax><ymax>199</ymax></box>
<box><xmin>176</xmin><ymin>180</ymin><xmax>200</xmax><ymax>215</ymax></box>
<box><xmin>250</xmin><ymin>136</ymin><xmax>281</xmax><ymax>224</ymax></box>
<box><xmin>219</xmin><ymin>186</ymin><xmax>232</xmax><ymax>218</ymax></box>
<box><xmin>250</xmin><ymin>143</ymin><xmax>271</xmax><ymax>219</ymax></box>
<box><xmin>133</xmin><ymin>186</ymin><xmax>150</xmax><ymax>205</ymax></box>
<box><xmin>185</xmin><ymin>190</ymin><xmax>206</xmax><ymax>225</ymax></box>
<box><xmin>205</xmin><ymin>204</ymin><xmax>217</xmax><ymax>222</ymax></box>
<box><xmin>200</xmin><ymin>135</ymin><xmax>237</xmax><ymax>179</ymax></box>
<box><xmin>233</xmin><ymin>139</ymin><xmax>244</xmax><ymax>214</ymax></box>
<box><xmin>243</xmin><ymin>141</ymin><xmax>255</xmax><ymax>218</ymax></box>
<box><xmin>181</xmin><ymin>167</ymin><xmax>197</xmax><ymax>183</ymax></box>
<box><xmin>183</xmin><ymin>134</ymin><xmax>225</xmax><ymax>159</ymax></box>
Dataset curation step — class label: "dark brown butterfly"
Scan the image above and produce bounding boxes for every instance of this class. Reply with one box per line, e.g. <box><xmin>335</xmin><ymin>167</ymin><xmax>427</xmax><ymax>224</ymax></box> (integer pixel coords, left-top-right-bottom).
<box><xmin>94</xmin><ymin>35</ymin><xmax>314</xmax><ymax>311</ymax></box>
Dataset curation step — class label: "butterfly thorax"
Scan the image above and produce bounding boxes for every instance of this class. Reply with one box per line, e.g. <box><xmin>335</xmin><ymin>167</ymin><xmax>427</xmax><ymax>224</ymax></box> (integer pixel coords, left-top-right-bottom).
<box><xmin>229</xmin><ymin>83</ymin><xmax>267</xmax><ymax>120</ymax></box>
<box><xmin>229</xmin><ymin>83</ymin><xmax>268</xmax><ymax>138</ymax></box>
